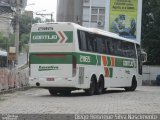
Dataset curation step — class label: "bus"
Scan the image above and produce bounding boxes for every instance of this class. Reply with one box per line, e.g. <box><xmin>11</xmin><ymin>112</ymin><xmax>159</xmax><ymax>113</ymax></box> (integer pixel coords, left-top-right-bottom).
<box><xmin>0</xmin><ymin>50</ymin><xmax>7</xmax><ymax>67</ymax></box>
<box><xmin>29</xmin><ymin>22</ymin><xmax>146</xmax><ymax>95</ymax></box>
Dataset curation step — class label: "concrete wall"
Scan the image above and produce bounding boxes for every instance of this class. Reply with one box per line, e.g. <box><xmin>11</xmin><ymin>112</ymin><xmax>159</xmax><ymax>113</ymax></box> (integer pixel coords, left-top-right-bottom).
<box><xmin>142</xmin><ymin>65</ymin><xmax>160</xmax><ymax>85</ymax></box>
<box><xmin>57</xmin><ymin>0</ymin><xmax>83</xmax><ymax>24</ymax></box>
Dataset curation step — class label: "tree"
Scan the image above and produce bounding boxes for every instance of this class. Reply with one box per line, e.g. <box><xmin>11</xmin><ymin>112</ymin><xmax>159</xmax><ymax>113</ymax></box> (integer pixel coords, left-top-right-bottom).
<box><xmin>142</xmin><ymin>0</ymin><xmax>160</xmax><ymax>65</ymax></box>
<box><xmin>19</xmin><ymin>14</ymin><xmax>32</xmax><ymax>35</ymax></box>
<box><xmin>12</xmin><ymin>14</ymin><xmax>43</xmax><ymax>52</ymax></box>
<box><xmin>19</xmin><ymin>33</ymin><xmax>30</xmax><ymax>52</ymax></box>
<box><xmin>0</xmin><ymin>32</ymin><xmax>9</xmax><ymax>50</ymax></box>
<box><xmin>33</xmin><ymin>17</ymin><xmax>42</xmax><ymax>23</ymax></box>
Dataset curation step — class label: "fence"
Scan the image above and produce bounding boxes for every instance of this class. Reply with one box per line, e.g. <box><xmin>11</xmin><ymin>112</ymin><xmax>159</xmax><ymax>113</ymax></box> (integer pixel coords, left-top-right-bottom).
<box><xmin>0</xmin><ymin>67</ymin><xmax>29</xmax><ymax>93</ymax></box>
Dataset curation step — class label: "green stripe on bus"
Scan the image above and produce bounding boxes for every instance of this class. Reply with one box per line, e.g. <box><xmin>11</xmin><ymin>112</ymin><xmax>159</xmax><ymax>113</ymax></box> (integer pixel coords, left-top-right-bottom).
<box><xmin>29</xmin><ymin>52</ymin><xmax>136</xmax><ymax>68</ymax></box>
<box><xmin>109</xmin><ymin>68</ymin><xmax>113</xmax><ymax>77</ymax></box>
<box><xmin>115</xmin><ymin>58</ymin><xmax>135</xmax><ymax>68</ymax></box>
<box><xmin>76</xmin><ymin>53</ymin><xmax>98</xmax><ymax>65</ymax></box>
<box><xmin>107</xmin><ymin>57</ymin><xmax>111</xmax><ymax>66</ymax></box>
<box><xmin>64</xmin><ymin>31</ymin><xmax>73</xmax><ymax>43</ymax></box>
<box><xmin>97</xmin><ymin>55</ymin><xmax>101</xmax><ymax>65</ymax></box>
<box><xmin>30</xmin><ymin>54</ymin><xmax>72</xmax><ymax>64</ymax></box>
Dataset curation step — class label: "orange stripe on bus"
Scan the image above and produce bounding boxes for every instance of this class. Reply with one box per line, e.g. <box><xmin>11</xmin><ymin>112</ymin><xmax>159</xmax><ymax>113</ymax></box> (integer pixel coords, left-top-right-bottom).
<box><xmin>111</xmin><ymin>57</ymin><xmax>115</xmax><ymax>67</ymax></box>
<box><xmin>102</xmin><ymin>56</ymin><xmax>107</xmax><ymax>66</ymax></box>
<box><xmin>104</xmin><ymin>67</ymin><xmax>109</xmax><ymax>77</ymax></box>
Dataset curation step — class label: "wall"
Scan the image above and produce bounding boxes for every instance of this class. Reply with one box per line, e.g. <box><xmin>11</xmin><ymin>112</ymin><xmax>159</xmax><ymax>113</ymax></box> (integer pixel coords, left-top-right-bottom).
<box><xmin>142</xmin><ymin>65</ymin><xmax>160</xmax><ymax>85</ymax></box>
<box><xmin>82</xmin><ymin>0</ymin><xmax>107</xmax><ymax>29</ymax></box>
<box><xmin>57</xmin><ymin>0</ymin><xmax>83</xmax><ymax>24</ymax></box>
<box><xmin>0</xmin><ymin>68</ymin><xmax>29</xmax><ymax>92</ymax></box>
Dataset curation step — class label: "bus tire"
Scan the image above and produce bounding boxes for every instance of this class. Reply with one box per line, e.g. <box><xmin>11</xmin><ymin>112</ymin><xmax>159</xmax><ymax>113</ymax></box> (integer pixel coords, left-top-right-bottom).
<box><xmin>125</xmin><ymin>77</ymin><xmax>137</xmax><ymax>91</ymax></box>
<box><xmin>85</xmin><ymin>76</ymin><xmax>96</xmax><ymax>96</ymax></box>
<box><xmin>96</xmin><ymin>76</ymin><xmax>104</xmax><ymax>95</ymax></box>
<box><xmin>48</xmin><ymin>89</ymin><xmax>58</xmax><ymax>96</ymax></box>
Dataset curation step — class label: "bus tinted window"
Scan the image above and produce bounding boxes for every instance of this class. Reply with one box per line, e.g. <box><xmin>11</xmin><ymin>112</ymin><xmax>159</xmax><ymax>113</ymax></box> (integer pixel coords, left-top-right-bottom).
<box><xmin>78</xmin><ymin>30</ymin><xmax>87</xmax><ymax>51</ymax></box>
<box><xmin>86</xmin><ymin>33</ymin><xmax>94</xmax><ymax>52</ymax></box>
<box><xmin>77</xmin><ymin>29</ymin><xmax>136</xmax><ymax>58</ymax></box>
<box><xmin>78</xmin><ymin>30</ymin><xmax>97</xmax><ymax>52</ymax></box>
<box><xmin>96</xmin><ymin>37</ymin><xmax>105</xmax><ymax>53</ymax></box>
<box><xmin>122</xmin><ymin>42</ymin><xmax>136</xmax><ymax>58</ymax></box>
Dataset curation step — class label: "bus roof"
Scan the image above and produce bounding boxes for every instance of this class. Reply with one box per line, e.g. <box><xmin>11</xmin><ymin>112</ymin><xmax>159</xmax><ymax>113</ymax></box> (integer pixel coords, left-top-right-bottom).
<box><xmin>0</xmin><ymin>50</ymin><xmax>7</xmax><ymax>56</ymax></box>
<box><xmin>75</xmin><ymin>25</ymin><xmax>140</xmax><ymax>45</ymax></box>
<box><xmin>32</xmin><ymin>22</ymin><xmax>140</xmax><ymax>45</ymax></box>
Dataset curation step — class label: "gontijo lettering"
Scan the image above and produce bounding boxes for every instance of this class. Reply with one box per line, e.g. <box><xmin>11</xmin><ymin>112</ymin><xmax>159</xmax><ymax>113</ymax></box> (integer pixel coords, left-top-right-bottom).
<box><xmin>32</xmin><ymin>35</ymin><xmax>58</xmax><ymax>40</ymax></box>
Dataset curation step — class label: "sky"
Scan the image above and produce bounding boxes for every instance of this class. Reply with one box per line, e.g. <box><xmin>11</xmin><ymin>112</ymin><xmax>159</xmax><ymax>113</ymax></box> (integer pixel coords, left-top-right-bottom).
<box><xmin>25</xmin><ymin>0</ymin><xmax>57</xmax><ymax>20</ymax></box>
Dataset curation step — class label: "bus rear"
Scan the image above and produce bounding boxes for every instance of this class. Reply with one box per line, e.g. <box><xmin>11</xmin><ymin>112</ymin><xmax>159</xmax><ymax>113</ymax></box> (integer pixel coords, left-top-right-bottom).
<box><xmin>29</xmin><ymin>23</ymin><xmax>77</xmax><ymax>91</ymax></box>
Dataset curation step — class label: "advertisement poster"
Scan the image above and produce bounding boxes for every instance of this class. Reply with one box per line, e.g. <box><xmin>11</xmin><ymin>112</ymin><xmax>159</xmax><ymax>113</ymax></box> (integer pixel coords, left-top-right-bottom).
<box><xmin>109</xmin><ymin>0</ymin><xmax>138</xmax><ymax>39</ymax></box>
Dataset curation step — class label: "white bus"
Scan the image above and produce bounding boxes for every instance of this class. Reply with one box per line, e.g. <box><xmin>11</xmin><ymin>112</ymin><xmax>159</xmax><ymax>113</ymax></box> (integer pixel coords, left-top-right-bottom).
<box><xmin>29</xmin><ymin>22</ymin><xmax>145</xmax><ymax>95</ymax></box>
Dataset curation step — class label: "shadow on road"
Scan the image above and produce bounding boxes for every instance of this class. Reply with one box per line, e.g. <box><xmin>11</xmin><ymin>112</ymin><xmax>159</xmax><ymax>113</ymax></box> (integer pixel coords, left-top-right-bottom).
<box><xmin>37</xmin><ymin>89</ymin><xmax>127</xmax><ymax>98</ymax></box>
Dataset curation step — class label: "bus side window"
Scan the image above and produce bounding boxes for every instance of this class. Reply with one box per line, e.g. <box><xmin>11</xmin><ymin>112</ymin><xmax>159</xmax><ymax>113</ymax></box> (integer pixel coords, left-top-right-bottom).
<box><xmin>96</xmin><ymin>37</ymin><xmax>106</xmax><ymax>54</ymax></box>
<box><xmin>86</xmin><ymin>33</ymin><xmax>94</xmax><ymax>52</ymax></box>
<box><xmin>110</xmin><ymin>39</ymin><xmax>115</xmax><ymax>55</ymax></box>
<box><xmin>122</xmin><ymin>41</ymin><xmax>128</xmax><ymax>57</ymax></box>
<box><xmin>113</xmin><ymin>40</ymin><xmax>119</xmax><ymax>56</ymax></box>
<box><xmin>106</xmin><ymin>40</ymin><xmax>111</xmax><ymax>55</ymax></box>
<box><xmin>77</xmin><ymin>30</ymin><xmax>87</xmax><ymax>51</ymax></box>
<box><xmin>117</xmin><ymin>41</ymin><xmax>122</xmax><ymax>56</ymax></box>
<box><xmin>92</xmin><ymin>37</ymin><xmax>97</xmax><ymax>52</ymax></box>
<box><xmin>102</xmin><ymin>40</ymin><xmax>106</xmax><ymax>54</ymax></box>
<box><xmin>129</xmin><ymin>44</ymin><xmax>136</xmax><ymax>58</ymax></box>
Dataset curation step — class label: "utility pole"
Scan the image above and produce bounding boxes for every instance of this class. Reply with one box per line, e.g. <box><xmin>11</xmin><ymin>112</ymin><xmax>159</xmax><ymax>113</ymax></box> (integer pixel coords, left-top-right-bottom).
<box><xmin>15</xmin><ymin>0</ymin><xmax>20</xmax><ymax>65</ymax></box>
<box><xmin>89</xmin><ymin>0</ymin><xmax>92</xmax><ymax>28</ymax></box>
<box><xmin>36</xmin><ymin>13</ymin><xmax>54</xmax><ymax>22</ymax></box>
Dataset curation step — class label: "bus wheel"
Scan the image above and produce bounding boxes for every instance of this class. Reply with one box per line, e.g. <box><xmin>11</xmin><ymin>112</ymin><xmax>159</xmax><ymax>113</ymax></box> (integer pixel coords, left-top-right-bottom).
<box><xmin>96</xmin><ymin>76</ymin><xmax>104</xmax><ymax>95</ymax></box>
<box><xmin>125</xmin><ymin>77</ymin><xmax>137</xmax><ymax>91</ymax></box>
<box><xmin>48</xmin><ymin>89</ymin><xmax>58</xmax><ymax>96</ymax></box>
<box><xmin>85</xmin><ymin>76</ymin><xmax>96</xmax><ymax>96</ymax></box>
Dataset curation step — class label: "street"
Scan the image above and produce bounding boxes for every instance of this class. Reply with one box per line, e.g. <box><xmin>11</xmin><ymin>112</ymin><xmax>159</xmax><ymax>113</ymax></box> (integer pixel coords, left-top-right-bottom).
<box><xmin>0</xmin><ymin>86</ymin><xmax>159</xmax><ymax>114</ymax></box>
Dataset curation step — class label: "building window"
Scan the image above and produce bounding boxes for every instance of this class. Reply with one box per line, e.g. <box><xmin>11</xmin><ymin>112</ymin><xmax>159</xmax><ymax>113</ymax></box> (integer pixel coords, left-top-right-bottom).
<box><xmin>91</xmin><ymin>7</ymin><xmax>105</xmax><ymax>22</ymax></box>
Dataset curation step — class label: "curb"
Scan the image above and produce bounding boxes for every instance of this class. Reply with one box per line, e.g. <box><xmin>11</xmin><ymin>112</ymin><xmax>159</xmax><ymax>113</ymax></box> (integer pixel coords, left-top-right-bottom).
<box><xmin>0</xmin><ymin>86</ymin><xmax>30</xmax><ymax>95</ymax></box>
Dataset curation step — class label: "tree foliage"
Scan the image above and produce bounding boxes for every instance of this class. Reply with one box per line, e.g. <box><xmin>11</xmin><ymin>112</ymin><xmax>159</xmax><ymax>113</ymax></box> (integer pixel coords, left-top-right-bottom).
<box><xmin>142</xmin><ymin>0</ymin><xmax>160</xmax><ymax>65</ymax></box>
<box><xmin>11</xmin><ymin>14</ymin><xmax>52</xmax><ymax>52</ymax></box>
<box><xmin>0</xmin><ymin>32</ymin><xmax>14</xmax><ymax>51</ymax></box>
<box><xmin>0</xmin><ymin>32</ymin><xmax>6</xmax><ymax>50</ymax></box>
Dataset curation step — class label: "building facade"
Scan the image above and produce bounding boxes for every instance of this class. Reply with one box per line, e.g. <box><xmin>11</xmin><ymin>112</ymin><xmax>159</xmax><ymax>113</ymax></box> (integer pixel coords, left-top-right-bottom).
<box><xmin>57</xmin><ymin>0</ymin><xmax>109</xmax><ymax>28</ymax></box>
<box><xmin>0</xmin><ymin>14</ymin><xmax>13</xmax><ymax>37</ymax></box>
<box><xmin>82</xmin><ymin>0</ymin><xmax>109</xmax><ymax>30</ymax></box>
<box><xmin>57</xmin><ymin>0</ymin><xmax>142</xmax><ymax>43</ymax></box>
<box><xmin>57</xmin><ymin>0</ymin><xmax>83</xmax><ymax>24</ymax></box>
<box><xmin>0</xmin><ymin>0</ymin><xmax>27</xmax><ymax>37</ymax></box>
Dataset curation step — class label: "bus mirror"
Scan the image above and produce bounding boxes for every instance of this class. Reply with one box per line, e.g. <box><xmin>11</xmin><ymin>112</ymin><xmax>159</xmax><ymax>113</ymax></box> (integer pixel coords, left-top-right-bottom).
<box><xmin>141</xmin><ymin>51</ymin><xmax>147</xmax><ymax>62</ymax></box>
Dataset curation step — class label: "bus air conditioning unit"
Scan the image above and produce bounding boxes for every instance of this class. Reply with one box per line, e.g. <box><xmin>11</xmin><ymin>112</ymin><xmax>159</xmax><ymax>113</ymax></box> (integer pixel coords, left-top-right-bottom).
<box><xmin>97</xmin><ymin>20</ymin><xmax>104</xmax><ymax>27</ymax></box>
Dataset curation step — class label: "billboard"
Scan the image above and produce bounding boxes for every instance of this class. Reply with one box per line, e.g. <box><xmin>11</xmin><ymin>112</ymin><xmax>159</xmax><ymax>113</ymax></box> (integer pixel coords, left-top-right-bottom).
<box><xmin>109</xmin><ymin>0</ymin><xmax>138</xmax><ymax>40</ymax></box>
